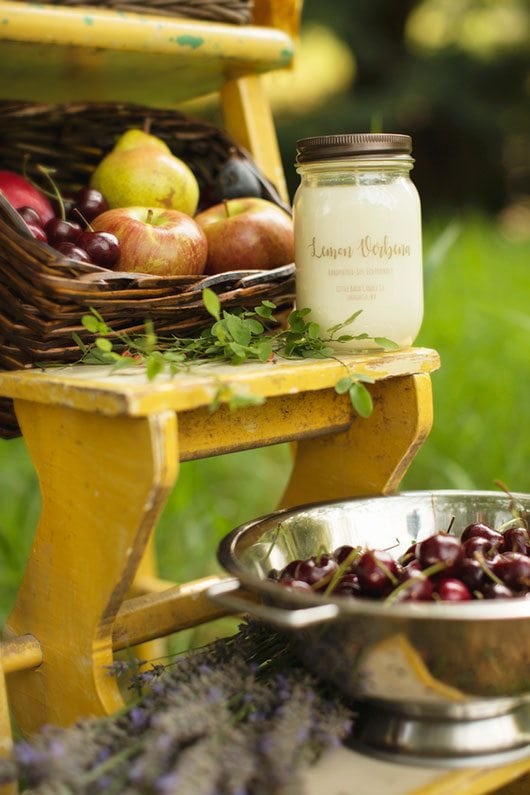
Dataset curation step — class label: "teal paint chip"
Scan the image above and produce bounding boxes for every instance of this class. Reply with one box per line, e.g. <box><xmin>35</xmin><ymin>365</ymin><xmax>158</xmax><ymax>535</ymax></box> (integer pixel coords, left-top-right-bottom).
<box><xmin>175</xmin><ymin>35</ymin><xmax>204</xmax><ymax>49</ymax></box>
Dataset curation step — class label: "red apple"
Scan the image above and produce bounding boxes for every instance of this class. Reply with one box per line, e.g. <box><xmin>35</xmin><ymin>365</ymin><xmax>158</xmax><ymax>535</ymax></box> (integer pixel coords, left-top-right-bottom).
<box><xmin>91</xmin><ymin>207</ymin><xmax>208</xmax><ymax>276</ymax></box>
<box><xmin>194</xmin><ymin>197</ymin><xmax>294</xmax><ymax>274</ymax></box>
<box><xmin>0</xmin><ymin>170</ymin><xmax>54</xmax><ymax>224</ymax></box>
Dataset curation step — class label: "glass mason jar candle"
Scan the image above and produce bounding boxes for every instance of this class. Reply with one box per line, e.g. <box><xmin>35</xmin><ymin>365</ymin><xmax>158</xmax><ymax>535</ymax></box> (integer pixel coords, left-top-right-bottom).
<box><xmin>293</xmin><ymin>133</ymin><xmax>424</xmax><ymax>351</ymax></box>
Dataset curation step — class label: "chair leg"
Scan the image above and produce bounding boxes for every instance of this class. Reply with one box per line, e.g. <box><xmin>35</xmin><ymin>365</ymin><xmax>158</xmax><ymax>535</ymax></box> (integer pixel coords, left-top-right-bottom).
<box><xmin>220</xmin><ymin>74</ymin><xmax>289</xmax><ymax>202</ymax></box>
<box><xmin>5</xmin><ymin>401</ymin><xmax>178</xmax><ymax>735</ymax></box>
<box><xmin>0</xmin><ymin>652</ymin><xmax>16</xmax><ymax>795</ymax></box>
<box><xmin>280</xmin><ymin>374</ymin><xmax>434</xmax><ymax>508</ymax></box>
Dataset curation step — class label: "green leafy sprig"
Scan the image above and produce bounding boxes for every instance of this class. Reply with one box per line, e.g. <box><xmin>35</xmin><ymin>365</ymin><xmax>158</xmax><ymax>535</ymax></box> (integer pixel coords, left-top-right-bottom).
<box><xmin>75</xmin><ymin>290</ymin><xmax>398</xmax><ymax>417</ymax></box>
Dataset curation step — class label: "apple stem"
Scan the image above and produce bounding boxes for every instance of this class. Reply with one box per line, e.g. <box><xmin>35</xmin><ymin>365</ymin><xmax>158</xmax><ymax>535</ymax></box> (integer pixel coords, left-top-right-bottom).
<box><xmin>143</xmin><ymin>116</ymin><xmax>152</xmax><ymax>135</ymax></box>
<box><xmin>223</xmin><ymin>199</ymin><xmax>231</xmax><ymax>219</ymax></box>
<box><xmin>146</xmin><ymin>208</ymin><xmax>154</xmax><ymax>224</ymax></box>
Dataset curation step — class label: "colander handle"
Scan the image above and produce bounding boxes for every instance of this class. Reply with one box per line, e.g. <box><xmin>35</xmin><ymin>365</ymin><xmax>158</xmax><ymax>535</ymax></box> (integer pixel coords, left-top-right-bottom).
<box><xmin>206</xmin><ymin>577</ymin><xmax>340</xmax><ymax>629</ymax></box>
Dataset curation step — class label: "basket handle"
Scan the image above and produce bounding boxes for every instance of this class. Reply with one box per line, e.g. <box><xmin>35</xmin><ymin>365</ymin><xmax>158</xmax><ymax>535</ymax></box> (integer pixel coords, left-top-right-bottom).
<box><xmin>206</xmin><ymin>577</ymin><xmax>340</xmax><ymax>629</ymax></box>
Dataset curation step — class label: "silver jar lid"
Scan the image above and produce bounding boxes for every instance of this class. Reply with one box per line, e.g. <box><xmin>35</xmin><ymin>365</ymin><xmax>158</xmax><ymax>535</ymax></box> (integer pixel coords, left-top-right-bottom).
<box><xmin>296</xmin><ymin>133</ymin><xmax>412</xmax><ymax>163</ymax></box>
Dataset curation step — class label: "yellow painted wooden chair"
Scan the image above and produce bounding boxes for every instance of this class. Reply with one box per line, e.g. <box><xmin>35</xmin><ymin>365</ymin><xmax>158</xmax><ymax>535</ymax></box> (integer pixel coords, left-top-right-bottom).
<box><xmin>0</xmin><ymin>2</ymin><xmax>528</xmax><ymax>792</ymax></box>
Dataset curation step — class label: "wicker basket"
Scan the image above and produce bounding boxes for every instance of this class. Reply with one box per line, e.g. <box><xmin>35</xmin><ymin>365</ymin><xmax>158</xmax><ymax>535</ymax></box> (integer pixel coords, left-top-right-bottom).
<box><xmin>0</xmin><ymin>101</ymin><xmax>295</xmax><ymax>438</ymax></box>
<box><xmin>21</xmin><ymin>0</ymin><xmax>254</xmax><ymax>24</ymax></box>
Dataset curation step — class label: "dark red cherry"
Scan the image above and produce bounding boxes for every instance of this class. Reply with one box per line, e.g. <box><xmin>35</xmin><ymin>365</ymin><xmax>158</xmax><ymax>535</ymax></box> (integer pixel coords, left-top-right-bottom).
<box><xmin>26</xmin><ymin>222</ymin><xmax>47</xmax><ymax>242</ymax></box>
<box><xmin>491</xmin><ymin>552</ymin><xmax>530</xmax><ymax>591</ymax></box>
<box><xmin>18</xmin><ymin>205</ymin><xmax>42</xmax><ymax>226</ymax></box>
<box><xmin>457</xmin><ymin>558</ymin><xmax>488</xmax><ymax>591</ymax></box>
<box><xmin>399</xmin><ymin>543</ymin><xmax>418</xmax><ymax>565</ymax></box>
<box><xmin>72</xmin><ymin>187</ymin><xmax>109</xmax><ymax>224</ymax></box>
<box><xmin>436</xmin><ymin>577</ymin><xmax>472</xmax><ymax>601</ymax></box>
<box><xmin>356</xmin><ymin>550</ymin><xmax>399</xmax><ymax>596</ymax></box>
<box><xmin>401</xmin><ymin>558</ymin><xmax>422</xmax><ymax>578</ymax></box>
<box><xmin>462</xmin><ymin>535</ymin><xmax>500</xmax><ymax>559</ymax></box>
<box><xmin>77</xmin><ymin>230</ymin><xmax>120</xmax><ymax>269</ymax></box>
<box><xmin>503</xmin><ymin>527</ymin><xmax>529</xmax><ymax>555</ymax></box>
<box><xmin>45</xmin><ymin>217</ymin><xmax>82</xmax><ymax>247</ymax></box>
<box><xmin>461</xmin><ymin>522</ymin><xmax>503</xmax><ymax>546</ymax></box>
<box><xmin>277</xmin><ymin>578</ymin><xmax>312</xmax><ymax>592</ymax></box>
<box><xmin>278</xmin><ymin>560</ymin><xmax>304</xmax><ymax>581</ymax></box>
<box><xmin>333</xmin><ymin>545</ymin><xmax>358</xmax><ymax>568</ymax></box>
<box><xmin>56</xmin><ymin>242</ymin><xmax>92</xmax><ymax>263</ymax></box>
<box><xmin>417</xmin><ymin>533</ymin><xmax>464</xmax><ymax>575</ymax></box>
<box><xmin>296</xmin><ymin>555</ymin><xmax>337</xmax><ymax>589</ymax></box>
<box><xmin>396</xmin><ymin>573</ymin><xmax>434</xmax><ymax>602</ymax></box>
<box><xmin>480</xmin><ymin>582</ymin><xmax>515</xmax><ymax>599</ymax></box>
<box><xmin>331</xmin><ymin>572</ymin><xmax>361</xmax><ymax>597</ymax></box>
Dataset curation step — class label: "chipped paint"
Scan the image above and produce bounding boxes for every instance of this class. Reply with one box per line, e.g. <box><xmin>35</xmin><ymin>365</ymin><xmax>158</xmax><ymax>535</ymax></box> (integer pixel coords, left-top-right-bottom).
<box><xmin>175</xmin><ymin>34</ymin><xmax>204</xmax><ymax>49</ymax></box>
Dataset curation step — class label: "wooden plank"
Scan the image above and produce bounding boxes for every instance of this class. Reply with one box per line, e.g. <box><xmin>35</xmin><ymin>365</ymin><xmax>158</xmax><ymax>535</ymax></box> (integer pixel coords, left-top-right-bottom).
<box><xmin>0</xmin><ymin>348</ymin><xmax>440</xmax><ymax>417</ymax></box>
<box><xmin>0</xmin><ymin>1</ymin><xmax>294</xmax><ymax>105</ymax></box>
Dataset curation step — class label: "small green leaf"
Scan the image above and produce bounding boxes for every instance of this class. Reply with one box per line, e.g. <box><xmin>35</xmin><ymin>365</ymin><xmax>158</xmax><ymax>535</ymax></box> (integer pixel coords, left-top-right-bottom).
<box><xmin>203</xmin><ymin>287</ymin><xmax>221</xmax><ymax>321</ymax></box>
<box><xmin>256</xmin><ymin>340</ymin><xmax>273</xmax><ymax>361</ymax></box>
<box><xmin>82</xmin><ymin>314</ymin><xmax>100</xmax><ymax>333</ymax></box>
<box><xmin>228</xmin><ymin>392</ymin><xmax>266</xmax><ymax>410</ymax></box>
<box><xmin>211</xmin><ymin>320</ymin><xmax>228</xmax><ymax>342</ymax></box>
<box><xmin>307</xmin><ymin>322</ymin><xmax>321</xmax><ymax>339</ymax></box>
<box><xmin>72</xmin><ymin>332</ymin><xmax>87</xmax><ymax>352</ymax></box>
<box><xmin>335</xmin><ymin>376</ymin><xmax>353</xmax><ymax>395</ymax></box>
<box><xmin>226</xmin><ymin>314</ymin><xmax>251</xmax><ymax>346</ymax></box>
<box><xmin>255</xmin><ymin>305</ymin><xmax>273</xmax><ymax>318</ymax></box>
<box><xmin>374</xmin><ymin>336</ymin><xmax>400</xmax><ymax>350</ymax></box>
<box><xmin>95</xmin><ymin>337</ymin><xmax>113</xmax><ymax>352</ymax></box>
<box><xmin>349</xmin><ymin>371</ymin><xmax>376</xmax><ymax>384</ymax></box>
<box><xmin>245</xmin><ymin>318</ymin><xmax>265</xmax><ymax>336</ymax></box>
<box><xmin>228</xmin><ymin>341</ymin><xmax>248</xmax><ymax>360</ymax></box>
<box><xmin>327</xmin><ymin>310</ymin><xmax>362</xmax><ymax>333</ymax></box>
<box><xmin>349</xmin><ymin>382</ymin><xmax>373</xmax><ymax>418</ymax></box>
<box><xmin>146</xmin><ymin>352</ymin><xmax>165</xmax><ymax>380</ymax></box>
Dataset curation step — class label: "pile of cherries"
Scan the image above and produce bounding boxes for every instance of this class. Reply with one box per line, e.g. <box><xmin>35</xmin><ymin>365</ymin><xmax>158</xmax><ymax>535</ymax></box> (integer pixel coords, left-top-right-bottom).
<box><xmin>268</xmin><ymin>519</ymin><xmax>530</xmax><ymax>602</ymax></box>
<box><xmin>19</xmin><ymin>187</ymin><xmax>120</xmax><ymax>269</ymax></box>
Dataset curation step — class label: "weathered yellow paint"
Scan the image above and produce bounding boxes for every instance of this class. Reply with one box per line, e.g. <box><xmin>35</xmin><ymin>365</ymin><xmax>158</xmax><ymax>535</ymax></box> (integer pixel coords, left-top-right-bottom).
<box><xmin>408</xmin><ymin>765</ymin><xmax>530</xmax><ymax>795</ymax></box>
<box><xmin>0</xmin><ymin>635</ymin><xmax>42</xmax><ymax>676</ymax></box>
<box><xmin>221</xmin><ymin>75</ymin><xmax>289</xmax><ymax>200</ymax></box>
<box><xmin>177</xmin><ymin>386</ymin><xmax>353</xmax><ymax>460</ymax></box>
<box><xmin>6</xmin><ymin>403</ymin><xmax>178</xmax><ymax>734</ymax></box>
<box><xmin>0</xmin><ymin>2</ymin><xmax>294</xmax><ymax>106</ymax></box>
<box><xmin>280</xmin><ymin>373</ymin><xmax>434</xmax><ymax>507</ymax></box>
<box><xmin>253</xmin><ymin>0</ymin><xmax>304</xmax><ymax>39</ymax></box>
<box><xmin>114</xmin><ymin>576</ymin><xmax>230</xmax><ymax>650</ymax></box>
<box><xmin>0</xmin><ymin>349</ymin><xmax>440</xmax><ymax>417</ymax></box>
<box><xmin>0</xmin><ymin>645</ymin><xmax>15</xmax><ymax>795</ymax></box>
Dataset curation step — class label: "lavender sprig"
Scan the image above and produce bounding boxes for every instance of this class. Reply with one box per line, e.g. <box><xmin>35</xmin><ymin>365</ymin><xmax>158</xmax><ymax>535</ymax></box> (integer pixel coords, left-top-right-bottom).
<box><xmin>1</xmin><ymin>621</ymin><xmax>353</xmax><ymax>794</ymax></box>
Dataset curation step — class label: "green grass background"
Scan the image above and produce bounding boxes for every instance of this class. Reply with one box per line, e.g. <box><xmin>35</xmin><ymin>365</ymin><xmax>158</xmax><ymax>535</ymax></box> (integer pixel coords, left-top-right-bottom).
<box><xmin>0</xmin><ymin>213</ymin><xmax>529</xmax><ymax>646</ymax></box>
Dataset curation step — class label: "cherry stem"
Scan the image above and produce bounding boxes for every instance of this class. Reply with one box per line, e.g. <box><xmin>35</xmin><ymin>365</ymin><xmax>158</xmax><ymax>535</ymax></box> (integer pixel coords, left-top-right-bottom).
<box><xmin>473</xmin><ymin>551</ymin><xmax>504</xmax><ymax>585</ymax></box>
<box><xmin>73</xmin><ymin>207</ymin><xmax>94</xmax><ymax>232</ymax></box>
<box><xmin>383</xmin><ymin>561</ymin><xmax>447</xmax><ymax>606</ymax></box>
<box><xmin>497</xmin><ymin>517</ymin><xmax>526</xmax><ymax>534</ymax></box>
<box><xmin>373</xmin><ymin>557</ymin><xmax>399</xmax><ymax>586</ymax></box>
<box><xmin>36</xmin><ymin>164</ymin><xmax>65</xmax><ymax>221</ymax></box>
<box><xmin>324</xmin><ymin>547</ymin><xmax>361</xmax><ymax>595</ymax></box>
<box><xmin>21</xmin><ymin>155</ymin><xmax>65</xmax><ymax>218</ymax></box>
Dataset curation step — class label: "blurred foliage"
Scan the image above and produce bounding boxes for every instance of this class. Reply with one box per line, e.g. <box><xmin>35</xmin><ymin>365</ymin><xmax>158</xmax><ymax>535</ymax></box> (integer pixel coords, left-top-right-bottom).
<box><xmin>274</xmin><ymin>0</ymin><xmax>530</xmax><ymax>215</ymax></box>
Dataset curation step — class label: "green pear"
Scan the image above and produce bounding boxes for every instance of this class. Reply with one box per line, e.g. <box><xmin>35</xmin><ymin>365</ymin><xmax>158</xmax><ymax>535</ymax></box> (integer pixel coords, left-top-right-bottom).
<box><xmin>90</xmin><ymin>128</ymin><xmax>199</xmax><ymax>216</ymax></box>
